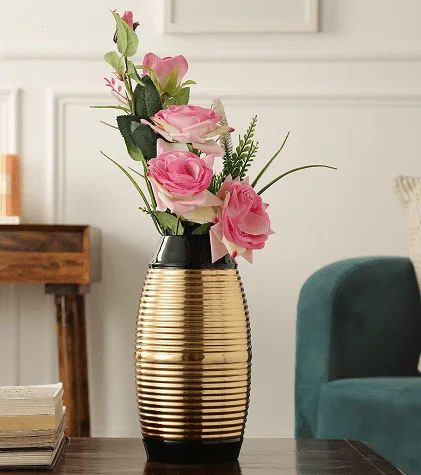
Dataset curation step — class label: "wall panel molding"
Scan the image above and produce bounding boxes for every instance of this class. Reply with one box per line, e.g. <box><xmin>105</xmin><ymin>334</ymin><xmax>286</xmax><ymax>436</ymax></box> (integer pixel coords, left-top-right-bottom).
<box><xmin>0</xmin><ymin>87</ymin><xmax>20</xmax><ymax>154</ymax></box>
<box><xmin>6</xmin><ymin>48</ymin><xmax>421</xmax><ymax>63</ymax></box>
<box><xmin>163</xmin><ymin>0</ymin><xmax>319</xmax><ymax>34</ymax></box>
<box><xmin>47</xmin><ymin>86</ymin><xmax>421</xmax><ymax>224</ymax></box>
<box><xmin>46</xmin><ymin>89</ymin><xmax>109</xmax><ymax>223</ymax></box>
<box><xmin>0</xmin><ymin>86</ymin><xmax>20</xmax><ymax>386</ymax></box>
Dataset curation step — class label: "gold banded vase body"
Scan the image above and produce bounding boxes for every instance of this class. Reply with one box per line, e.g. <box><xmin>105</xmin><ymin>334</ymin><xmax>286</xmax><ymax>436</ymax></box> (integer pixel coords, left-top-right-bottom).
<box><xmin>135</xmin><ymin>235</ymin><xmax>251</xmax><ymax>464</ymax></box>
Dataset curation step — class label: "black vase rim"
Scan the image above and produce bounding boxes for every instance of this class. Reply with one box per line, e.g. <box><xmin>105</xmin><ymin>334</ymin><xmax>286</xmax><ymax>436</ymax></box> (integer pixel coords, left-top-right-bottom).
<box><xmin>150</xmin><ymin>234</ymin><xmax>237</xmax><ymax>269</ymax></box>
<box><xmin>163</xmin><ymin>234</ymin><xmax>210</xmax><ymax>238</ymax></box>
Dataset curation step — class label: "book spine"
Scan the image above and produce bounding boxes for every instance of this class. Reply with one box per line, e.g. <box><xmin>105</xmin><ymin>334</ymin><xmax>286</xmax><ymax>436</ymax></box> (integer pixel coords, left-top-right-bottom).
<box><xmin>0</xmin><ymin>154</ymin><xmax>21</xmax><ymax>218</ymax></box>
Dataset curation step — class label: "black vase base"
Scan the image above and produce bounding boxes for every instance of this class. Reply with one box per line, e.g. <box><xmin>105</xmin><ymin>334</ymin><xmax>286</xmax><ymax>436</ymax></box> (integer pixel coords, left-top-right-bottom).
<box><xmin>143</xmin><ymin>436</ymin><xmax>243</xmax><ymax>464</ymax></box>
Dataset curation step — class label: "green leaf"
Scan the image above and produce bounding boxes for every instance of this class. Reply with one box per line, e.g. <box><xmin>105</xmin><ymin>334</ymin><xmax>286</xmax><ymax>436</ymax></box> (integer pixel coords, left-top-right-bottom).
<box><xmin>165</xmin><ymin>87</ymin><xmax>190</xmax><ymax>107</ymax></box>
<box><xmin>116</xmin><ymin>115</ymin><xmax>144</xmax><ymax>161</ymax></box>
<box><xmin>208</xmin><ymin>172</ymin><xmax>224</xmax><ymax>195</ymax></box>
<box><xmin>161</xmin><ymin>66</ymin><xmax>179</xmax><ymax>96</ymax></box>
<box><xmin>155</xmin><ymin>211</ymin><xmax>184</xmax><ymax>235</ymax></box>
<box><xmin>100</xmin><ymin>151</ymin><xmax>162</xmax><ymax>235</ymax></box>
<box><xmin>117</xmin><ymin>115</ymin><xmax>157</xmax><ymax>161</ymax></box>
<box><xmin>135</xmin><ymin>65</ymin><xmax>152</xmax><ymax>71</ymax></box>
<box><xmin>252</xmin><ymin>131</ymin><xmax>289</xmax><ymax>188</ymax></box>
<box><xmin>132</xmin><ymin>123</ymin><xmax>158</xmax><ymax>160</ymax></box>
<box><xmin>191</xmin><ymin>222</ymin><xmax>212</xmax><ymax>235</ymax></box>
<box><xmin>240</xmin><ymin>142</ymin><xmax>259</xmax><ymax>178</ymax></box>
<box><xmin>126</xmin><ymin>143</ymin><xmax>145</xmax><ymax>161</ymax></box>
<box><xmin>116</xmin><ymin>115</ymin><xmax>137</xmax><ymax>145</ymax></box>
<box><xmin>91</xmin><ymin>104</ymin><xmax>130</xmax><ymax>113</ymax></box>
<box><xmin>126</xmin><ymin>60</ymin><xmax>144</xmax><ymax>86</ymax></box>
<box><xmin>181</xmin><ymin>79</ymin><xmax>196</xmax><ymax>87</ymax></box>
<box><xmin>257</xmin><ymin>165</ymin><xmax>337</xmax><ymax>195</ymax></box>
<box><xmin>223</xmin><ymin>115</ymin><xmax>258</xmax><ymax>180</ymax></box>
<box><xmin>112</xmin><ymin>11</ymin><xmax>138</xmax><ymax>57</ymax></box>
<box><xmin>129</xmin><ymin>167</ymin><xmax>145</xmax><ymax>179</ymax></box>
<box><xmin>104</xmin><ymin>51</ymin><xmax>123</xmax><ymax>73</ymax></box>
<box><xmin>134</xmin><ymin>76</ymin><xmax>162</xmax><ymax>118</ymax></box>
<box><xmin>135</xmin><ymin>66</ymin><xmax>162</xmax><ymax>89</ymax></box>
<box><xmin>100</xmin><ymin>120</ymin><xmax>119</xmax><ymax>130</ymax></box>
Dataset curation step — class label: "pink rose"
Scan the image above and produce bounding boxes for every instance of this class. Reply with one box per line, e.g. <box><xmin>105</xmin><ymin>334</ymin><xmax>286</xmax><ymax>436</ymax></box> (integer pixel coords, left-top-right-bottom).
<box><xmin>141</xmin><ymin>105</ymin><xmax>234</xmax><ymax>156</ymax></box>
<box><xmin>142</xmin><ymin>53</ymin><xmax>188</xmax><ymax>88</ymax></box>
<box><xmin>121</xmin><ymin>11</ymin><xmax>134</xmax><ymax>29</ymax></box>
<box><xmin>147</xmin><ymin>146</ymin><xmax>222</xmax><ymax>220</ymax></box>
<box><xmin>210</xmin><ymin>176</ymin><xmax>274</xmax><ymax>263</ymax></box>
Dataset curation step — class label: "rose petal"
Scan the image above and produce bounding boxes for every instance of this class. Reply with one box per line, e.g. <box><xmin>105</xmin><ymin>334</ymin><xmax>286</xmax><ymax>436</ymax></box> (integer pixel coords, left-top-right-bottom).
<box><xmin>192</xmin><ymin>140</ymin><xmax>225</xmax><ymax>156</ymax></box>
<box><xmin>183</xmin><ymin>206</ymin><xmax>217</xmax><ymax>224</ymax></box>
<box><xmin>204</xmin><ymin>190</ymin><xmax>223</xmax><ymax>207</ymax></box>
<box><xmin>141</xmin><ymin>119</ymin><xmax>173</xmax><ymax>142</ymax></box>
<box><xmin>141</xmin><ymin>53</ymin><xmax>160</xmax><ymax>77</ymax></box>
<box><xmin>210</xmin><ymin>223</ymin><xmax>228</xmax><ymax>263</ymax></box>
<box><xmin>240</xmin><ymin>212</ymin><xmax>270</xmax><ymax>235</ymax></box>
<box><xmin>242</xmin><ymin>249</ymin><xmax>253</xmax><ymax>263</ymax></box>
<box><xmin>202</xmin><ymin>125</ymin><xmax>233</xmax><ymax>139</ymax></box>
<box><xmin>157</xmin><ymin>139</ymin><xmax>189</xmax><ymax>154</ymax></box>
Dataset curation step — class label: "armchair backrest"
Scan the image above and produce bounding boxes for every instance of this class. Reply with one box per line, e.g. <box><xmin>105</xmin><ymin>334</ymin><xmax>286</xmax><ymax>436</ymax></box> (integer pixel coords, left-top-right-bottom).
<box><xmin>295</xmin><ymin>257</ymin><xmax>421</xmax><ymax>438</ymax></box>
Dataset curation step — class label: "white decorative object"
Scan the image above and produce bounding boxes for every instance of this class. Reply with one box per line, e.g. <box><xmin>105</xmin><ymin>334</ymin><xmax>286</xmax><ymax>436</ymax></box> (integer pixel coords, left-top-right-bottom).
<box><xmin>394</xmin><ymin>176</ymin><xmax>421</xmax><ymax>289</ymax></box>
<box><xmin>163</xmin><ymin>0</ymin><xmax>319</xmax><ymax>34</ymax></box>
<box><xmin>0</xmin><ymin>216</ymin><xmax>20</xmax><ymax>224</ymax></box>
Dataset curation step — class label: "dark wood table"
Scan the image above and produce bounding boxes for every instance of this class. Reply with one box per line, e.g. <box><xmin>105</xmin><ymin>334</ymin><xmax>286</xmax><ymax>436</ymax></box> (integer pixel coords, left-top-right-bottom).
<box><xmin>2</xmin><ymin>438</ymin><xmax>403</xmax><ymax>474</ymax></box>
<box><xmin>0</xmin><ymin>225</ymin><xmax>100</xmax><ymax>438</ymax></box>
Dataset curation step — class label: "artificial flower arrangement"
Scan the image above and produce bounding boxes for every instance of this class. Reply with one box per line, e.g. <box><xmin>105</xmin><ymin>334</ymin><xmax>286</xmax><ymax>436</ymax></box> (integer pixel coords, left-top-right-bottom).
<box><xmin>94</xmin><ymin>10</ymin><xmax>335</xmax><ymax>263</ymax></box>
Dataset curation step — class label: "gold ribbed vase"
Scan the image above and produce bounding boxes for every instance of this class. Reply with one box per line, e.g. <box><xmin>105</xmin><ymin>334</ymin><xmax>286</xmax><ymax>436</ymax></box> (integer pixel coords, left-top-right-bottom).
<box><xmin>135</xmin><ymin>235</ymin><xmax>251</xmax><ymax>464</ymax></box>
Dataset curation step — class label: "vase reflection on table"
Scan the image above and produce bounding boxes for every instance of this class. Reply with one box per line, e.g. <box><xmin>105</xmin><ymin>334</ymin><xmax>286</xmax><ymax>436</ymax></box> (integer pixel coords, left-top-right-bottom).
<box><xmin>143</xmin><ymin>459</ymin><xmax>242</xmax><ymax>475</ymax></box>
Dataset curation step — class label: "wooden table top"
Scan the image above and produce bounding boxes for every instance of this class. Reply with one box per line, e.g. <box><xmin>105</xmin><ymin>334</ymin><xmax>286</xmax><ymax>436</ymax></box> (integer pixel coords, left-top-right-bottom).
<box><xmin>0</xmin><ymin>224</ymin><xmax>100</xmax><ymax>284</ymax></box>
<box><xmin>3</xmin><ymin>438</ymin><xmax>402</xmax><ymax>474</ymax></box>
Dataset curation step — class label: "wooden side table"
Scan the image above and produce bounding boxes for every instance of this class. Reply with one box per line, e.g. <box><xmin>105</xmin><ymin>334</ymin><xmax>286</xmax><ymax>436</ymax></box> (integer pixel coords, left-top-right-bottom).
<box><xmin>0</xmin><ymin>225</ymin><xmax>100</xmax><ymax>437</ymax></box>
<box><xmin>0</xmin><ymin>438</ymin><xmax>404</xmax><ymax>474</ymax></box>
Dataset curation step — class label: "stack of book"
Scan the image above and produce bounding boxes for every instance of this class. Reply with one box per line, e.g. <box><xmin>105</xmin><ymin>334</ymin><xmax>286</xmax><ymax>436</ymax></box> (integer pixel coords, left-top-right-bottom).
<box><xmin>0</xmin><ymin>153</ymin><xmax>21</xmax><ymax>224</ymax></box>
<box><xmin>0</xmin><ymin>383</ymin><xmax>66</xmax><ymax>469</ymax></box>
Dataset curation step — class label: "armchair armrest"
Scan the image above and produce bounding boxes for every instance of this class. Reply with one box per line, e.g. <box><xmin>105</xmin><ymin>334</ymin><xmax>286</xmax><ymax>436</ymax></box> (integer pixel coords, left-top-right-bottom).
<box><xmin>295</xmin><ymin>256</ymin><xmax>421</xmax><ymax>438</ymax></box>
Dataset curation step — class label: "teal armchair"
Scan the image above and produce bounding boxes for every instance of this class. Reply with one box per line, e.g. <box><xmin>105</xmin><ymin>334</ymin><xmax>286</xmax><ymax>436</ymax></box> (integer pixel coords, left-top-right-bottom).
<box><xmin>295</xmin><ymin>257</ymin><xmax>421</xmax><ymax>474</ymax></box>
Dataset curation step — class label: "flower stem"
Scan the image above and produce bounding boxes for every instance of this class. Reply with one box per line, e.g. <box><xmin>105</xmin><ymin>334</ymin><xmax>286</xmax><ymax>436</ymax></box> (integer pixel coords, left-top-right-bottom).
<box><xmin>257</xmin><ymin>164</ymin><xmax>337</xmax><ymax>195</ymax></box>
<box><xmin>100</xmin><ymin>120</ymin><xmax>119</xmax><ymax>130</ymax></box>
<box><xmin>124</xmin><ymin>57</ymin><xmax>136</xmax><ymax>115</ymax></box>
<box><xmin>252</xmin><ymin>131</ymin><xmax>290</xmax><ymax>188</ymax></box>
<box><xmin>91</xmin><ymin>105</ymin><xmax>130</xmax><ymax>113</ymax></box>
<box><xmin>100</xmin><ymin>151</ymin><xmax>163</xmax><ymax>235</ymax></box>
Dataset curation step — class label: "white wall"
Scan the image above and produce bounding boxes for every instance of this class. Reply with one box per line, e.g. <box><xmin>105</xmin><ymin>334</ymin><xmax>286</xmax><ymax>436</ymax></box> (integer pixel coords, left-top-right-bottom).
<box><xmin>1</xmin><ymin>0</ymin><xmax>421</xmax><ymax>437</ymax></box>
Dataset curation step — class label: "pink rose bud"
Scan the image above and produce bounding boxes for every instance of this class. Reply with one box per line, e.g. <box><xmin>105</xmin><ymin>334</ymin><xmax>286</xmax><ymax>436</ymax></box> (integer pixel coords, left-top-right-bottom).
<box><xmin>141</xmin><ymin>105</ymin><xmax>234</xmax><ymax>157</ymax></box>
<box><xmin>147</xmin><ymin>147</ymin><xmax>222</xmax><ymax>221</ymax></box>
<box><xmin>141</xmin><ymin>53</ymin><xmax>188</xmax><ymax>88</ymax></box>
<box><xmin>210</xmin><ymin>176</ymin><xmax>274</xmax><ymax>263</ymax></box>
<box><xmin>121</xmin><ymin>11</ymin><xmax>134</xmax><ymax>29</ymax></box>
<box><xmin>113</xmin><ymin>10</ymin><xmax>138</xmax><ymax>43</ymax></box>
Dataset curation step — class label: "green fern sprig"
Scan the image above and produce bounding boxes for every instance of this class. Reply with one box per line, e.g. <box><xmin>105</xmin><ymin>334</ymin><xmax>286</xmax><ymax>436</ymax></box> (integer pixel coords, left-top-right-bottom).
<box><xmin>209</xmin><ymin>171</ymin><xmax>224</xmax><ymax>195</ymax></box>
<box><xmin>139</xmin><ymin>206</ymin><xmax>152</xmax><ymax>215</ymax></box>
<box><xmin>239</xmin><ymin>140</ymin><xmax>259</xmax><ymax>179</ymax></box>
<box><xmin>223</xmin><ymin>115</ymin><xmax>258</xmax><ymax>180</ymax></box>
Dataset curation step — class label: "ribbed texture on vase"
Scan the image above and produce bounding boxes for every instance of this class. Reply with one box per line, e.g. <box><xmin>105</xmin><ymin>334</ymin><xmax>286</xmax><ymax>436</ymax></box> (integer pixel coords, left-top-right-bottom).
<box><xmin>135</xmin><ymin>268</ymin><xmax>251</xmax><ymax>440</ymax></box>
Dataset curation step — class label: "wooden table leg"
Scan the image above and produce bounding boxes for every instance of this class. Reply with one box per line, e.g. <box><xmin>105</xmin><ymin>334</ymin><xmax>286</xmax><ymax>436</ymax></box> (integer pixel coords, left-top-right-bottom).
<box><xmin>46</xmin><ymin>284</ymin><xmax>91</xmax><ymax>437</ymax></box>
